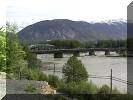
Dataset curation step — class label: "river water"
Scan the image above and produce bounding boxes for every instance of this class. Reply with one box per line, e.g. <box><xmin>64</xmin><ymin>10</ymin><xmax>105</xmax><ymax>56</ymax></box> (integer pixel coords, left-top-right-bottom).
<box><xmin>37</xmin><ymin>51</ymin><xmax>127</xmax><ymax>93</ymax></box>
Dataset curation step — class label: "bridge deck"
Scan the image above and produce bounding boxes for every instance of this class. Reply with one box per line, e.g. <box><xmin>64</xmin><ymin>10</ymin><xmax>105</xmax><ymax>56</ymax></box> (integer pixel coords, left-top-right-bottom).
<box><xmin>30</xmin><ymin>48</ymin><xmax>126</xmax><ymax>54</ymax></box>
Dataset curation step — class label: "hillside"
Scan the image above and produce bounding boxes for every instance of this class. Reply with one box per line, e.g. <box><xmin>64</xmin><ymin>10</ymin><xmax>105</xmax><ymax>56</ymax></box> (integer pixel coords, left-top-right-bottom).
<box><xmin>18</xmin><ymin>19</ymin><xmax>127</xmax><ymax>43</ymax></box>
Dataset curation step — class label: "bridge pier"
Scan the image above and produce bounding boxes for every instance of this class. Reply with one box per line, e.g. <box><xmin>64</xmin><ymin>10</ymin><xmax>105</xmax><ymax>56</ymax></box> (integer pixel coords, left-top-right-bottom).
<box><xmin>105</xmin><ymin>50</ymin><xmax>110</xmax><ymax>56</ymax></box>
<box><xmin>73</xmin><ymin>51</ymin><xmax>80</xmax><ymax>57</ymax></box>
<box><xmin>89</xmin><ymin>50</ymin><xmax>95</xmax><ymax>56</ymax></box>
<box><xmin>54</xmin><ymin>52</ymin><xmax>63</xmax><ymax>58</ymax></box>
<box><xmin>30</xmin><ymin>46</ymin><xmax>126</xmax><ymax>57</ymax></box>
<box><xmin>119</xmin><ymin>50</ymin><xmax>127</xmax><ymax>57</ymax></box>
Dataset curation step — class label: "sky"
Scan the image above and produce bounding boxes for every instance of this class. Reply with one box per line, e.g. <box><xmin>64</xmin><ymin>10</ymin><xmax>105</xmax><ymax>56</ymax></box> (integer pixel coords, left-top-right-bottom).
<box><xmin>0</xmin><ymin>0</ymin><xmax>6</xmax><ymax>27</ymax></box>
<box><xmin>0</xmin><ymin>0</ymin><xmax>133</xmax><ymax>28</ymax></box>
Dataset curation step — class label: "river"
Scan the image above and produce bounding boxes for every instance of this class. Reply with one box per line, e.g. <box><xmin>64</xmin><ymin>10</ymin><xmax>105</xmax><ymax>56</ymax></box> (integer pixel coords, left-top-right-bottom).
<box><xmin>37</xmin><ymin>51</ymin><xmax>127</xmax><ymax>93</ymax></box>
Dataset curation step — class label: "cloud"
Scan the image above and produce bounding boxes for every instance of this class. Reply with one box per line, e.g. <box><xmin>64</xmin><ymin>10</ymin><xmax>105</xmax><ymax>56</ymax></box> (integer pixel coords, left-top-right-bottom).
<box><xmin>6</xmin><ymin>0</ymin><xmax>131</xmax><ymax>27</ymax></box>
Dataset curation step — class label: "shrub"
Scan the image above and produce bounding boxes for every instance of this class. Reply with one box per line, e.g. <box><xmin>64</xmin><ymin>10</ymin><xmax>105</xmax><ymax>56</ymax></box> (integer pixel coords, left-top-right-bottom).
<box><xmin>97</xmin><ymin>85</ymin><xmax>110</xmax><ymax>94</ymax></box>
<box><xmin>57</xmin><ymin>81</ymin><xmax>97</xmax><ymax>94</ymax></box>
<box><xmin>48</xmin><ymin>75</ymin><xmax>59</xmax><ymax>88</ymax></box>
<box><xmin>0</xmin><ymin>29</ymin><xmax>6</xmax><ymax>71</ymax></box>
<box><xmin>24</xmin><ymin>68</ymin><xmax>48</xmax><ymax>81</ymax></box>
<box><xmin>97</xmin><ymin>85</ymin><xmax>120</xmax><ymax>94</ymax></box>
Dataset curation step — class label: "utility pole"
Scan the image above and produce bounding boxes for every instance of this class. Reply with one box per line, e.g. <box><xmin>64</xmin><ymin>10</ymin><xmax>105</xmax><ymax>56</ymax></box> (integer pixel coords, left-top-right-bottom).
<box><xmin>53</xmin><ymin>64</ymin><xmax>55</xmax><ymax>75</ymax></box>
<box><xmin>109</xmin><ymin>69</ymin><xmax>113</xmax><ymax>100</ymax></box>
<box><xmin>19</xmin><ymin>66</ymin><xmax>21</xmax><ymax>80</ymax></box>
<box><xmin>52</xmin><ymin>63</ymin><xmax>56</xmax><ymax>86</ymax></box>
<box><xmin>110</xmin><ymin>69</ymin><xmax>112</xmax><ymax>94</ymax></box>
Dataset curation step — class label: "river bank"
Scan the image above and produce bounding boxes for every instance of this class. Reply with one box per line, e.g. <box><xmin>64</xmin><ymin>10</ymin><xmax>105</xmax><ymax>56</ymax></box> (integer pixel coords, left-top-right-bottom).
<box><xmin>38</xmin><ymin>51</ymin><xmax>127</xmax><ymax>93</ymax></box>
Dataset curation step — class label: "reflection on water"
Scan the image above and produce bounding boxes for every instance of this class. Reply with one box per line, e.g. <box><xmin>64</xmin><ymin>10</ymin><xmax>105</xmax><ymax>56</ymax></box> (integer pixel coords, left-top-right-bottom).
<box><xmin>37</xmin><ymin>51</ymin><xmax>127</xmax><ymax>93</ymax></box>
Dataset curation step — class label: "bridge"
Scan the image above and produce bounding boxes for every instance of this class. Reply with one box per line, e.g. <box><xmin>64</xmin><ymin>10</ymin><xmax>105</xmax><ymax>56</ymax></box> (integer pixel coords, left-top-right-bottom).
<box><xmin>30</xmin><ymin>47</ymin><xmax>127</xmax><ymax>58</ymax></box>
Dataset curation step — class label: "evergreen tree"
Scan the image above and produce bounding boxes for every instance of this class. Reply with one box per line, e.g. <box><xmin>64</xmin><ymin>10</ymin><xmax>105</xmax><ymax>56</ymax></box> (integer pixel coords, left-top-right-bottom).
<box><xmin>6</xmin><ymin>23</ymin><xmax>27</xmax><ymax>79</ymax></box>
<box><xmin>0</xmin><ymin>28</ymin><xmax>6</xmax><ymax>71</ymax></box>
<box><xmin>62</xmin><ymin>56</ymin><xmax>88</xmax><ymax>83</ymax></box>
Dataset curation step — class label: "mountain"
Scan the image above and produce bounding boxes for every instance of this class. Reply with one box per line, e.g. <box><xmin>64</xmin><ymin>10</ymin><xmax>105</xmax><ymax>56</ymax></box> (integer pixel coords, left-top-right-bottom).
<box><xmin>18</xmin><ymin>19</ymin><xmax>127</xmax><ymax>43</ymax></box>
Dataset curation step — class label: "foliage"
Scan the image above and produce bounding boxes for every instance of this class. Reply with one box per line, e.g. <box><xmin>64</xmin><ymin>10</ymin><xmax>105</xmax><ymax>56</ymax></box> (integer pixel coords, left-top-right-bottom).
<box><xmin>95</xmin><ymin>40</ymin><xmax>126</xmax><ymax>48</ymax></box>
<box><xmin>6</xmin><ymin>23</ymin><xmax>27</xmax><ymax>79</ymax></box>
<box><xmin>24</xmin><ymin>68</ymin><xmax>48</xmax><ymax>81</ymax></box>
<box><xmin>24</xmin><ymin>68</ymin><xmax>60</xmax><ymax>88</ymax></box>
<box><xmin>6</xmin><ymin>33</ymin><xmax>27</xmax><ymax>78</ymax></box>
<box><xmin>58</xmin><ymin>81</ymin><xmax>97</xmax><ymax>94</ymax></box>
<box><xmin>0</xmin><ymin>28</ymin><xmax>6</xmax><ymax>71</ymax></box>
<box><xmin>75</xmin><ymin>40</ymin><xmax>126</xmax><ymax>48</ymax></box>
<box><xmin>47</xmin><ymin>39</ymin><xmax>127</xmax><ymax>49</ymax></box>
<box><xmin>97</xmin><ymin>85</ymin><xmax>120</xmax><ymax>94</ymax></box>
<box><xmin>97</xmin><ymin>85</ymin><xmax>110</xmax><ymax>94</ymax></box>
<box><xmin>62</xmin><ymin>56</ymin><xmax>88</xmax><ymax>83</ymax></box>
<box><xmin>47</xmin><ymin>40</ymin><xmax>82</xmax><ymax>49</ymax></box>
<box><xmin>6</xmin><ymin>22</ymin><xmax>18</xmax><ymax>33</ymax></box>
<box><xmin>48</xmin><ymin>75</ymin><xmax>59</xmax><ymax>88</ymax></box>
<box><xmin>57</xmin><ymin>82</ymin><xmax>128</xmax><ymax>100</ymax></box>
<box><xmin>83</xmin><ymin>41</ymin><xmax>96</xmax><ymax>48</ymax></box>
<box><xmin>22</xmin><ymin>44</ymin><xmax>42</xmax><ymax>68</ymax></box>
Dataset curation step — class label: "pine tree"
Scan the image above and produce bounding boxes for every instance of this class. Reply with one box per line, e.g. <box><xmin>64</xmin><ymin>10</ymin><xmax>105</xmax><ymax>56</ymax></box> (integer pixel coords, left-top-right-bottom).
<box><xmin>0</xmin><ymin>28</ymin><xmax>6</xmax><ymax>71</ymax></box>
<box><xmin>6</xmin><ymin>23</ymin><xmax>27</xmax><ymax>79</ymax></box>
<box><xmin>62</xmin><ymin>56</ymin><xmax>88</xmax><ymax>83</ymax></box>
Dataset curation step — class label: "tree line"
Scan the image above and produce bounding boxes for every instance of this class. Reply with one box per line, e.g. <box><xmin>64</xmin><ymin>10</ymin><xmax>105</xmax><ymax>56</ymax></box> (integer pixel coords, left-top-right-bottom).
<box><xmin>39</xmin><ymin>39</ymin><xmax>127</xmax><ymax>49</ymax></box>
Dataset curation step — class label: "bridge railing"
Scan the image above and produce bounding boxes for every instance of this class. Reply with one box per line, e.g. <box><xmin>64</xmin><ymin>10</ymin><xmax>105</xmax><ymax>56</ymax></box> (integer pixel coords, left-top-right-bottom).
<box><xmin>30</xmin><ymin>47</ymin><xmax>126</xmax><ymax>52</ymax></box>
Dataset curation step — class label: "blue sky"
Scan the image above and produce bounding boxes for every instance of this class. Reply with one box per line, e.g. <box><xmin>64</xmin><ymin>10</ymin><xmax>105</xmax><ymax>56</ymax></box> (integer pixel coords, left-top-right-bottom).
<box><xmin>0</xmin><ymin>0</ymin><xmax>132</xmax><ymax>28</ymax></box>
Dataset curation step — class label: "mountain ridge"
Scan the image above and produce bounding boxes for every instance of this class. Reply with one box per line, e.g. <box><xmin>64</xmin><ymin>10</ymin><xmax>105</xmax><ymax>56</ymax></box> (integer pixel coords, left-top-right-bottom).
<box><xmin>18</xmin><ymin>19</ymin><xmax>127</xmax><ymax>43</ymax></box>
